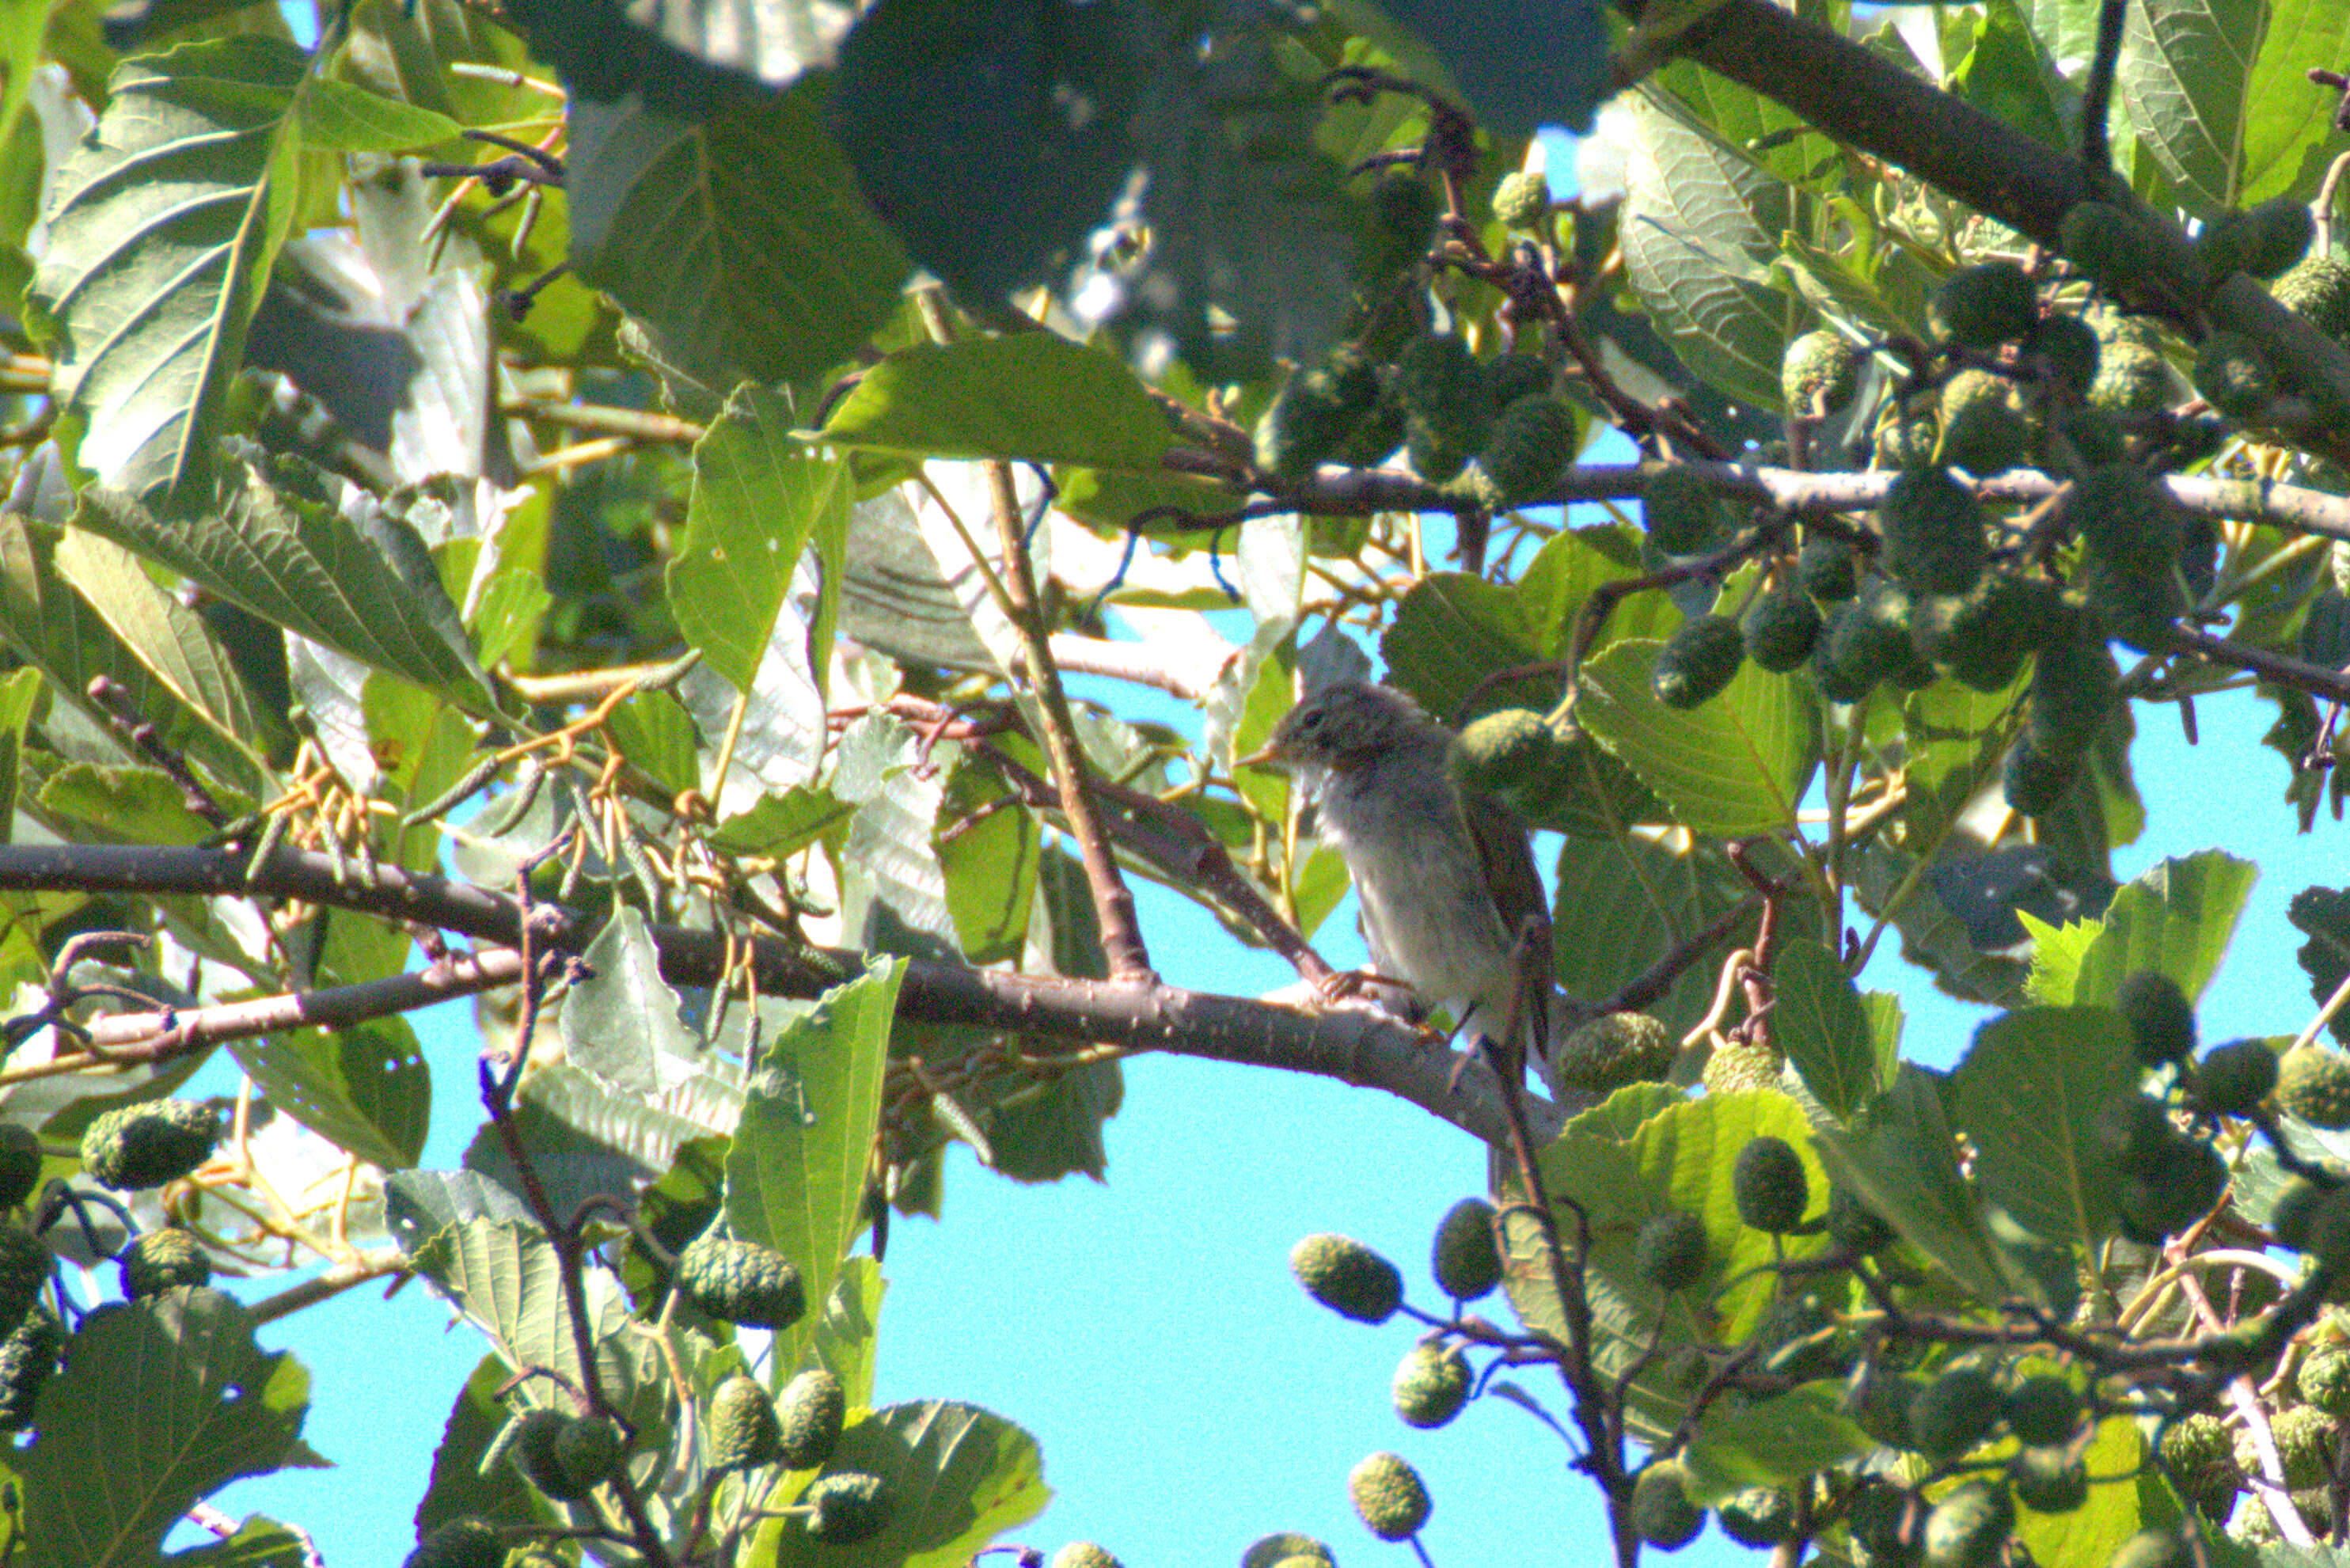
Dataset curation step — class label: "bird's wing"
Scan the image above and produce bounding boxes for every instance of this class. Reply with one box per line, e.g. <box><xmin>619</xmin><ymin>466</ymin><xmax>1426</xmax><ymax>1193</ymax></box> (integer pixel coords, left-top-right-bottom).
<box><xmin>1462</xmin><ymin>786</ymin><xmax>1554</xmax><ymax>1065</ymax></box>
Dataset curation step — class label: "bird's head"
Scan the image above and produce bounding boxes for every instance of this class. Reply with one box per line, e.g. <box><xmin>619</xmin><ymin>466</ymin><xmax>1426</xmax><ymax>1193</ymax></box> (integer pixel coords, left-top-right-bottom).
<box><xmin>1246</xmin><ymin>681</ymin><xmax>1439</xmax><ymax>773</ymax></box>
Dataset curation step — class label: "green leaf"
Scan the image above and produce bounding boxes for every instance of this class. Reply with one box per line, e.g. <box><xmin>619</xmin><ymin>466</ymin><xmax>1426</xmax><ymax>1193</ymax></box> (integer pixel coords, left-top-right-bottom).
<box><xmin>727</xmin><ymin>959</ymin><xmax>902</xmax><ymax>1375</ymax></box>
<box><xmin>562</xmin><ymin>907</ymin><xmax>706</xmax><ymax>1098</ymax></box>
<box><xmin>755</xmin><ymin>1399</ymin><xmax>1049</xmax><ymax>1568</ymax></box>
<box><xmin>937</xmin><ymin>769</ymin><xmax>1037</xmax><ymax>966</ymax></box>
<box><xmin>813</xmin><ymin>1255</ymin><xmax>887</xmax><ymax>1411</ymax></box>
<box><xmin>1380</xmin><ymin>571</ymin><xmax>1553</xmax><ymax>723</ymax></box>
<box><xmin>36</xmin><ymin>761</ymin><xmax>218</xmax><ymax>845</ymax></box>
<box><xmin>1813</xmin><ymin>1067</ymin><xmax>2012</xmax><ymax>1301</ymax></box>
<box><xmin>409</xmin><ymin>1217</ymin><xmax>653</xmax><ymax>1395</ymax></box>
<box><xmin>819</xmin><ymin>336</ymin><xmax>1173</xmax><ymax>470</ymax></box>
<box><xmin>1363</xmin><ymin>0</ymin><xmax>1612</xmax><ymax>135</ymax></box>
<box><xmin>708</xmin><ymin>784</ymin><xmax>855</xmax><ymax>858</ymax></box>
<box><xmin>1681</xmin><ymin>1384</ymin><xmax>1871</xmax><ymax>1502</ymax></box>
<box><xmin>0</xmin><ymin>665</ymin><xmax>40</xmax><ymax>842</ymax></box>
<box><xmin>1953</xmin><ymin>0</ymin><xmax>2072</xmax><ymax>153</ymax></box>
<box><xmin>412</xmin><ymin>1353</ymin><xmax>548</xmax><ymax>1540</ymax></box>
<box><xmin>1774</xmin><ymin>936</ymin><xmax>1884</xmax><ymax>1121</ymax></box>
<box><xmin>290</xmin><ymin>74</ymin><xmax>460</xmax><ymax>150</ymax></box>
<box><xmin>27</xmin><ymin>37</ymin><xmax>309</xmax><ymax>509</ymax></box>
<box><xmin>2076</xmin><ymin>849</ymin><xmax>2258</xmax><ymax>1006</ymax></box>
<box><xmin>228</xmin><ymin>1019</ymin><xmax>429</xmax><ymax>1171</ymax></box>
<box><xmin>17</xmin><ymin>1290</ymin><xmax>309</xmax><ymax>1568</ymax></box>
<box><xmin>0</xmin><ymin>511</ymin><xmax>259</xmax><ymax>797</ymax></box>
<box><xmin>1950</xmin><ymin>1007</ymin><xmax>2137</xmax><ymax>1250</ymax></box>
<box><xmin>72</xmin><ymin>462</ymin><xmax>489</xmax><ymax>709</ymax></box>
<box><xmin>1550</xmin><ymin>833</ymin><xmax>1757</xmax><ymax>1043</ymax></box>
<box><xmin>2014</xmin><ymin>1412</ymin><xmax>2148</xmax><ymax>1566</ymax></box>
<box><xmin>52</xmin><ymin>526</ymin><xmax>275</xmax><ymax>768</ymax></box>
<box><xmin>605</xmin><ymin>690</ymin><xmax>701</xmax><ymax>800</ymax></box>
<box><xmin>670</xmin><ymin>385</ymin><xmax>852</xmax><ymax>693</ymax></box>
<box><xmin>169</xmin><ymin>1518</ymin><xmax>312</xmax><ymax>1567</ymax></box>
<box><xmin>566</xmin><ymin>87</ymin><xmax>910</xmax><ymax>393</ymax></box>
<box><xmin>2238</xmin><ymin>0</ymin><xmax>2350</xmax><ymax>206</ymax></box>
<box><xmin>1853</xmin><ymin>841</ymin><xmax>2030</xmax><ymax>1007</ymax></box>
<box><xmin>2117</xmin><ymin>0</ymin><xmax>2268</xmax><ymax>214</ymax></box>
<box><xmin>1577</xmin><ymin>638</ymin><xmax>1820</xmax><ymax>837</ymax></box>
<box><xmin>1614</xmin><ymin>90</ymin><xmax>1792</xmax><ymax>412</ymax></box>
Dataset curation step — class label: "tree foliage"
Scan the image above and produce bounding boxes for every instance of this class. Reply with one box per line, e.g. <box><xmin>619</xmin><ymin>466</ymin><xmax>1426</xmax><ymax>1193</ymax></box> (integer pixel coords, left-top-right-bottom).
<box><xmin>3</xmin><ymin>0</ymin><xmax>2350</xmax><ymax>1565</ymax></box>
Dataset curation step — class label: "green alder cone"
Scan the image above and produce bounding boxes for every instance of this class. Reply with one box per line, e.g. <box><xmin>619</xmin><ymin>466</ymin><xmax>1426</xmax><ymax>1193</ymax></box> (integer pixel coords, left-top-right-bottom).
<box><xmin>1829</xmin><ymin>583</ymin><xmax>1937</xmax><ymax>696</ymax></box>
<box><xmin>1290</xmin><ymin>1232</ymin><xmax>1403</xmax><ymax>1323</ymax></box>
<box><xmin>2072</xmin><ymin>464</ymin><xmax>2183</xmax><ymax>574</ymax></box>
<box><xmin>2088</xmin><ymin>342</ymin><xmax>2172</xmax><ymax>414</ymax></box>
<box><xmin>557</xmin><ymin>1414</ymin><xmax>628</xmax><ymax>1493</ymax></box>
<box><xmin>1490</xmin><ymin>169</ymin><xmax>1550</xmax><ymax>230</ymax></box>
<box><xmin>777</xmin><ymin>1366</ymin><xmax>847</xmax><ymax>1470</ymax></box>
<box><xmin>404</xmin><ymin>1519</ymin><xmax>506</xmax><ymax>1568</ymax></box>
<box><xmin>2194</xmin><ymin>1038</ymin><xmax>2279</xmax><ymax>1116</ymax></box>
<box><xmin>2026</xmin><ymin>619</ymin><xmax>2120</xmax><ymax>761</ymax></box>
<box><xmin>1923</xmin><ymin>1479</ymin><xmax>2015</xmax><ymax>1568</ymax></box>
<box><xmin>1744</xmin><ymin>582</ymin><xmax>1824</xmax><ymax>672</ymax></box>
<box><xmin>2273</xmin><ymin>1176</ymin><xmax>2333</xmax><ymax>1248</ymax></box>
<box><xmin>1243</xmin><ymin>1534</ymin><xmax>1335</xmax><ymax>1568</ymax></box>
<box><xmin>2202</xmin><ymin>197</ymin><xmax>2314</xmax><ymax>282</ymax></box>
<box><xmin>2027</xmin><ymin>313</ymin><xmax>2101</xmax><ymax>398</ymax></box>
<box><xmin>1851</xmin><ymin>1369</ymin><xmax>1923</xmax><ymax>1448</ymax></box>
<box><xmin>1879</xmin><ymin>465</ymin><xmax>1989</xmax><ymax>595</ymax></box>
<box><xmin>1919</xmin><ymin>574</ymin><xmax>2060</xmax><ymax>693</ymax></box>
<box><xmin>1396</xmin><ymin>334</ymin><xmax>1490</xmax><ymax>484</ymax></box>
<box><xmin>1936</xmin><ymin>370</ymin><xmax>2032</xmax><ymax>475</ymax></box>
<box><xmin>2193</xmin><ymin>331</ymin><xmax>2275</xmax><ymax>418</ymax></box>
<box><xmin>708</xmin><ymin>1374</ymin><xmax>782</xmax><ymax>1471</ymax></box>
<box><xmin>1256</xmin><ymin>349</ymin><xmax>1385</xmax><ymax>479</ymax></box>
<box><xmin>1643</xmin><ymin>465</ymin><xmax>1729</xmax><ymax>554</ymax></box>
<box><xmin>678</xmin><ymin>1232</ymin><xmax>806</xmax><ymax>1329</ymax></box>
<box><xmin>1732</xmin><ymin>1137</ymin><xmax>1809</xmax><ymax>1232</ymax></box>
<box><xmin>2280</xmin><ymin>1044</ymin><xmax>2350</xmax><ymax>1129</ymax></box>
<box><xmin>1391</xmin><ymin>1342</ymin><xmax>1471</xmax><ymax>1429</ymax></box>
<box><xmin>806</xmin><ymin>1471</ymin><xmax>894</xmax><ymax>1543</ymax></box>
<box><xmin>2061</xmin><ymin>405</ymin><xmax>2129</xmax><ymax>465</ymax></box>
<box><xmin>2008</xmin><ymin>1445</ymin><xmax>2088</xmax><ymax>1513</ymax></box>
<box><xmin>1753</xmin><ymin>1293</ymin><xmax>1848</xmax><ymax>1380</ymax></box>
<box><xmin>2117</xmin><ymin>970</ymin><xmax>2197</xmax><ymax>1068</ymax></box>
<box><xmin>1350</xmin><ymin>1451</ymin><xmax>1432</xmax><ymax>1540</ymax></box>
<box><xmin>2003</xmin><ymin>1375</ymin><xmax>2080</xmax><ymax>1446</ymax></box>
<box><xmin>0</xmin><ymin>1224</ymin><xmax>48</xmax><ymax>1337</ymax></box>
<box><xmin>1847</xmin><ymin>1480</ymin><xmax>1923</xmax><ymax>1559</ymax></box>
<box><xmin>1472</xmin><ymin>394</ymin><xmax>1577</xmax><ymax>506</ymax></box>
<box><xmin>2276</xmin><ymin>253</ymin><xmax>2350</xmax><ymax>340</ymax></box>
<box><xmin>79</xmin><ymin>1099</ymin><xmax>219</xmax><ymax>1190</ymax></box>
<box><xmin>1485</xmin><ymin>352</ymin><xmax>1555</xmax><ymax>409</ymax></box>
<box><xmin>1909</xmin><ymin>1366</ymin><xmax>2003</xmax><ymax>1460</ymax></box>
<box><xmin>1798</xmin><ymin>535</ymin><xmax>1860</xmax><ymax>602</ymax></box>
<box><xmin>2003</xmin><ymin>736</ymin><xmax>2074</xmax><ymax>816</ymax></box>
<box><xmin>1812</xmin><ymin>602</ymin><xmax>1876</xmax><ymax>704</ymax></box>
<box><xmin>2118</xmin><ymin>1138</ymin><xmax>2228</xmax><ymax>1242</ymax></box>
<box><xmin>1653</xmin><ymin>614</ymin><xmax>1745</xmax><ymax>708</ymax></box>
<box><xmin>2159</xmin><ymin>1411</ymin><xmax>2242</xmax><ymax>1514</ymax></box>
<box><xmin>510</xmin><ymin>1408</ymin><xmax>586</xmax><ymax>1501</ymax></box>
<box><xmin>2302</xmin><ymin>1347</ymin><xmax>2350</xmax><ymax>1417</ymax></box>
<box><xmin>1782</xmin><ymin>328</ymin><xmax>1859</xmax><ymax>415</ymax></box>
<box><xmin>1634</xmin><ymin>1210</ymin><xmax>1707</xmax><ymax>1293</ymax></box>
<box><xmin>0</xmin><ymin>1304</ymin><xmax>61</xmax><ymax>1432</ymax></box>
<box><xmin>1929</xmin><ymin>261</ymin><xmax>2038</xmax><ymax>347</ymax></box>
<box><xmin>2061</xmin><ymin>202</ymin><xmax>2165</xmax><ymax>290</ymax></box>
<box><xmin>2076</xmin><ymin>552</ymin><xmax>2187</xmax><ymax>654</ymax></box>
<box><xmin>2242</xmin><ymin>1404</ymin><xmax>2339</xmax><ymax>1490</ymax></box>
<box><xmin>1453</xmin><ymin>708</ymin><xmax>1555</xmax><ymax>798</ymax></box>
<box><xmin>0</xmin><ymin>1126</ymin><xmax>39</xmax><ymax>1213</ymax></box>
<box><xmin>1431</xmin><ymin>1196</ymin><xmax>1502</xmax><ymax>1303</ymax></box>
<box><xmin>2109</xmin><ymin>1531</ymin><xmax>2196</xmax><ymax>1568</ymax></box>
<box><xmin>1718</xmin><ymin>1488</ymin><xmax>1794</xmax><ymax>1547</ymax></box>
<box><xmin>1053</xmin><ymin>1545</ymin><xmax>1126</xmax><ymax>1568</ymax></box>
<box><xmin>1632</xmin><ymin>1464</ymin><xmax>1706</xmax><ymax>1551</ymax></box>
<box><xmin>117</xmin><ymin>1226</ymin><xmax>211</xmax><ymax>1300</ymax></box>
<box><xmin>1552</xmin><ymin>1012</ymin><xmax>1675</xmax><ymax>1095</ymax></box>
<box><xmin>1878</xmin><ymin>411</ymin><xmax>1942</xmax><ymax>468</ymax></box>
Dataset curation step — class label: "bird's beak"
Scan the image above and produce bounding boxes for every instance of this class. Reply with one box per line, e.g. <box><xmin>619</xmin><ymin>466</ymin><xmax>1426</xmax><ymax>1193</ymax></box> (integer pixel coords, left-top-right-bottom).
<box><xmin>1236</xmin><ymin>739</ymin><xmax>1284</xmax><ymax>770</ymax></box>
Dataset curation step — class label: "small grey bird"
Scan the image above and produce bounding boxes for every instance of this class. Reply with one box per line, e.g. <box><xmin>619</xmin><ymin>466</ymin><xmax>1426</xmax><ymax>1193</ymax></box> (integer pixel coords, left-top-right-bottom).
<box><xmin>1252</xmin><ymin>681</ymin><xmax>1553</xmax><ymax>1086</ymax></box>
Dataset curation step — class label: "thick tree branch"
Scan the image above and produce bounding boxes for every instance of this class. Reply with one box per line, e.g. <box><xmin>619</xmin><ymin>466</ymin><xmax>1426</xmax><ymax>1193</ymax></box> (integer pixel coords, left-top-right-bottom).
<box><xmin>0</xmin><ymin>844</ymin><xmax>1572</xmax><ymax>1148</ymax></box>
<box><xmin>1212</xmin><ymin>457</ymin><xmax>2350</xmax><ymax>545</ymax></box>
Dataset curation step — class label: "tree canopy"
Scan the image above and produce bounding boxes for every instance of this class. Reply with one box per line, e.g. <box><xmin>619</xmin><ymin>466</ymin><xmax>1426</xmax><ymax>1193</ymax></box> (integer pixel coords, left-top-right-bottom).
<box><xmin>6</xmin><ymin>0</ymin><xmax>2350</xmax><ymax>1566</ymax></box>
